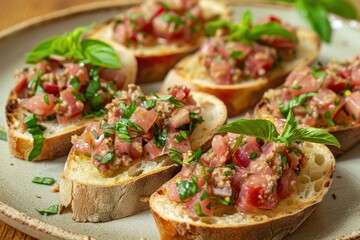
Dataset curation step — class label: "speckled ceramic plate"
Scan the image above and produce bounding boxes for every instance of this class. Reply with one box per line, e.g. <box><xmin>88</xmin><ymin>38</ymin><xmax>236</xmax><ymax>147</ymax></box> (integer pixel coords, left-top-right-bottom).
<box><xmin>1</xmin><ymin>1</ymin><xmax>360</xmax><ymax>239</ymax></box>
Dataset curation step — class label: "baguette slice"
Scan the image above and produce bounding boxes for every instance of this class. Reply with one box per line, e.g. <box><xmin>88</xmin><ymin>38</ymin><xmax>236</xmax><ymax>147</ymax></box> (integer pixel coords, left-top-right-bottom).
<box><xmin>255</xmin><ymin>93</ymin><xmax>360</xmax><ymax>157</ymax></box>
<box><xmin>86</xmin><ymin>0</ymin><xmax>232</xmax><ymax>83</ymax></box>
<box><xmin>59</xmin><ymin>91</ymin><xmax>227</xmax><ymax>222</ymax></box>
<box><xmin>160</xmin><ymin>28</ymin><xmax>320</xmax><ymax>117</ymax></box>
<box><xmin>5</xmin><ymin>42</ymin><xmax>137</xmax><ymax>161</ymax></box>
<box><xmin>150</xmin><ymin>143</ymin><xmax>335</xmax><ymax>240</ymax></box>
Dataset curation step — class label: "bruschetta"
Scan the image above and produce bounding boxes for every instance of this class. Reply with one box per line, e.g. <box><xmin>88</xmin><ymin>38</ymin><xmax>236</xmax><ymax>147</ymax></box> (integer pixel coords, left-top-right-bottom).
<box><xmin>255</xmin><ymin>56</ymin><xmax>360</xmax><ymax>156</ymax></box>
<box><xmin>59</xmin><ymin>84</ymin><xmax>227</xmax><ymax>222</ymax></box>
<box><xmin>6</xmin><ymin>26</ymin><xmax>137</xmax><ymax>161</ymax></box>
<box><xmin>160</xmin><ymin>13</ymin><xmax>320</xmax><ymax>116</ymax></box>
<box><xmin>150</xmin><ymin>111</ymin><xmax>339</xmax><ymax>240</ymax></box>
<box><xmin>86</xmin><ymin>0</ymin><xmax>231</xmax><ymax>83</ymax></box>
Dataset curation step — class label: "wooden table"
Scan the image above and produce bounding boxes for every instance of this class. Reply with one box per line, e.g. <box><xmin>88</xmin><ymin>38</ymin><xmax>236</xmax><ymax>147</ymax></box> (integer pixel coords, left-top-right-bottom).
<box><xmin>1</xmin><ymin>0</ymin><xmax>360</xmax><ymax>239</ymax></box>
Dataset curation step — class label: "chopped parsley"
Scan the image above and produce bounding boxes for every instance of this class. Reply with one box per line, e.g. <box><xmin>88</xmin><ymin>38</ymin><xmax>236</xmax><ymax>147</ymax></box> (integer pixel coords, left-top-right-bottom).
<box><xmin>176</xmin><ymin>178</ymin><xmax>200</xmax><ymax>201</ymax></box>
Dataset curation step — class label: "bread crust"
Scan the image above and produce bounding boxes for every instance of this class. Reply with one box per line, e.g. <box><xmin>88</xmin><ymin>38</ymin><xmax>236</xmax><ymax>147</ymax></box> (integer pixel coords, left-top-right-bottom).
<box><xmin>160</xmin><ymin>28</ymin><xmax>320</xmax><ymax>117</ymax></box>
<box><xmin>5</xmin><ymin>44</ymin><xmax>137</xmax><ymax>161</ymax></box>
<box><xmin>255</xmin><ymin>99</ymin><xmax>360</xmax><ymax>157</ymax></box>
<box><xmin>86</xmin><ymin>0</ymin><xmax>232</xmax><ymax>83</ymax></box>
<box><xmin>150</xmin><ymin>143</ymin><xmax>335</xmax><ymax>240</ymax></box>
<box><xmin>59</xmin><ymin>91</ymin><xmax>227</xmax><ymax>222</ymax></box>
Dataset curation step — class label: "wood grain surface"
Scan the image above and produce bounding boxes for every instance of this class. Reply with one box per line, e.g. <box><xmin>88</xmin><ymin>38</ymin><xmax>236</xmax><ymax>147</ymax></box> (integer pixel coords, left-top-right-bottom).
<box><xmin>1</xmin><ymin>0</ymin><xmax>360</xmax><ymax>239</ymax></box>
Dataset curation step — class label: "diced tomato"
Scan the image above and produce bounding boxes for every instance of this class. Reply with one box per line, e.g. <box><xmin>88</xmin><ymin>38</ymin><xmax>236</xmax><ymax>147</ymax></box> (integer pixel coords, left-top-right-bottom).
<box><xmin>313</xmin><ymin>89</ymin><xmax>338</xmax><ymax>109</ymax></box>
<box><xmin>169</xmin><ymin>108</ymin><xmax>190</xmax><ymax>129</ymax></box>
<box><xmin>166</xmin><ymin>183</ymin><xmax>181</xmax><ymax>202</ymax></box>
<box><xmin>23</xmin><ymin>93</ymin><xmax>57</xmax><ymax>117</ymax></box>
<box><xmin>351</xmin><ymin>67</ymin><xmax>360</xmax><ymax>87</ymax></box>
<box><xmin>129</xmin><ymin>107</ymin><xmax>158</xmax><ymax>133</ymax></box>
<box><xmin>114</xmin><ymin>135</ymin><xmax>143</xmax><ymax>159</ymax></box>
<box><xmin>152</xmin><ymin>12</ymin><xmax>185</xmax><ymax>40</ymax></box>
<box><xmin>328</xmin><ymin>78</ymin><xmax>347</xmax><ymax>93</ymax></box>
<box><xmin>72</xmin><ymin>122</ymin><xmax>103</xmax><ymax>154</ymax></box>
<box><xmin>244</xmin><ymin>45</ymin><xmax>275</xmax><ymax>78</ymax></box>
<box><xmin>212</xmin><ymin>135</ymin><xmax>230</xmax><ymax>159</ymax></box>
<box><xmin>60</xmin><ymin>88</ymin><xmax>83</xmax><ymax>117</ymax></box>
<box><xmin>143</xmin><ymin>140</ymin><xmax>163</xmax><ymax>159</ymax></box>
<box><xmin>184</xmin><ymin>189</ymin><xmax>213</xmax><ymax>217</ymax></box>
<box><xmin>331</xmin><ymin>98</ymin><xmax>346</xmax><ymax>119</ymax></box>
<box><xmin>56</xmin><ymin>113</ymin><xmax>82</xmax><ymax>125</ymax></box>
<box><xmin>236</xmin><ymin>175</ymin><xmax>278</xmax><ymax>213</ymax></box>
<box><xmin>66</xmin><ymin>64</ymin><xmax>89</xmax><ymax>86</ymax></box>
<box><xmin>233</xmin><ymin>137</ymin><xmax>261</xmax><ymax>168</ymax></box>
<box><xmin>345</xmin><ymin>91</ymin><xmax>360</xmax><ymax>120</ymax></box>
<box><xmin>209</xmin><ymin>59</ymin><xmax>235</xmax><ymax>85</ymax></box>
<box><xmin>14</xmin><ymin>78</ymin><xmax>27</xmax><ymax>94</ymax></box>
<box><xmin>269</xmin><ymin>15</ymin><xmax>281</xmax><ymax>23</ymax></box>
<box><xmin>165</xmin><ymin>132</ymin><xmax>191</xmax><ymax>154</ymax></box>
<box><xmin>43</xmin><ymin>82</ymin><xmax>60</xmax><ymax>95</ymax></box>
<box><xmin>99</xmin><ymin>68</ymin><xmax>127</xmax><ymax>89</ymax></box>
<box><xmin>168</xmin><ymin>85</ymin><xmax>191</xmax><ymax>100</ymax></box>
<box><xmin>277</xmin><ymin>169</ymin><xmax>297</xmax><ymax>199</ymax></box>
<box><xmin>285</xmin><ymin>66</ymin><xmax>322</xmax><ymax>96</ymax></box>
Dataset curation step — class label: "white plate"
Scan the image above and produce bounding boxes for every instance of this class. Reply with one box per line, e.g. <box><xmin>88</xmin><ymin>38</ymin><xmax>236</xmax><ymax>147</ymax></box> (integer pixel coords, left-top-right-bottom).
<box><xmin>1</xmin><ymin>1</ymin><xmax>360</xmax><ymax>239</ymax></box>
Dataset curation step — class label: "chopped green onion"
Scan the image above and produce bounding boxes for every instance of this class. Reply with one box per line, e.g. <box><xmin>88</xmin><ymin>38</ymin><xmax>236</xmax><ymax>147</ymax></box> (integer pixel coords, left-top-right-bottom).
<box><xmin>249</xmin><ymin>152</ymin><xmax>258</xmax><ymax>160</ymax></box>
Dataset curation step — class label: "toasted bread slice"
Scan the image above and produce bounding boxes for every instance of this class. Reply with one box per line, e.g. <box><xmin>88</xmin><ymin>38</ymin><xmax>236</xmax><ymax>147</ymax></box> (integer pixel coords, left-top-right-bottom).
<box><xmin>150</xmin><ymin>143</ymin><xmax>335</xmax><ymax>240</ymax></box>
<box><xmin>86</xmin><ymin>0</ymin><xmax>232</xmax><ymax>83</ymax></box>
<box><xmin>160</xmin><ymin>28</ymin><xmax>320</xmax><ymax>117</ymax></box>
<box><xmin>5</xmin><ymin>43</ymin><xmax>137</xmax><ymax>161</ymax></box>
<box><xmin>59</xmin><ymin>91</ymin><xmax>227</xmax><ymax>222</ymax></box>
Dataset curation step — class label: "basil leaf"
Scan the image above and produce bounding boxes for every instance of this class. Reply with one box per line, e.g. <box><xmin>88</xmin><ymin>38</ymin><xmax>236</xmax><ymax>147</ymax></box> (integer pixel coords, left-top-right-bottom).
<box><xmin>296</xmin><ymin>0</ymin><xmax>331</xmax><ymax>43</ymax></box>
<box><xmin>52</xmin><ymin>36</ymin><xmax>70</xmax><ymax>56</ymax></box>
<box><xmin>280</xmin><ymin>110</ymin><xmax>298</xmax><ymax>139</ymax></box>
<box><xmin>24</xmin><ymin>114</ymin><xmax>46</xmax><ymax>161</ymax></box>
<box><xmin>153</xmin><ymin>125</ymin><xmax>167</xmax><ymax>148</ymax></box>
<box><xmin>320</xmin><ymin>0</ymin><xmax>357</xmax><ymax>19</ymax></box>
<box><xmin>25</xmin><ymin>36</ymin><xmax>59</xmax><ymax>64</ymax></box>
<box><xmin>216</xmin><ymin>119</ymin><xmax>279</xmax><ymax>142</ymax></box>
<box><xmin>286</xmin><ymin>127</ymin><xmax>340</xmax><ymax>147</ymax></box>
<box><xmin>32</xmin><ymin>177</ymin><xmax>55</xmax><ymax>186</ymax></box>
<box><xmin>204</xmin><ymin>20</ymin><xmax>234</xmax><ymax>36</ymax></box>
<box><xmin>176</xmin><ymin>179</ymin><xmax>200</xmax><ymax>201</ymax></box>
<box><xmin>248</xmin><ymin>22</ymin><xmax>298</xmax><ymax>42</ymax></box>
<box><xmin>230</xmin><ymin>51</ymin><xmax>244</xmax><ymax>59</ymax></box>
<box><xmin>0</xmin><ymin>130</ymin><xmax>7</xmax><ymax>141</ymax></box>
<box><xmin>36</xmin><ymin>205</ymin><xmax>58</xmax><ymax>215</ymax></box>
<box><xmin>279</xmin><ymin>92</ymin><xmax>317</xmax><ymax>118</ymax></box>
<box><xmin>81</xmin><ymin>39</ymin><xmax>121</xmax><ymax>69</ymax></box>
<box><xmin>241</xmin><ymin>11</ymin><xmax>253</xmax><ymax>28</ymax></box>
<box><xmin>122</xmin><ymin>101</ymin><xmax>138</xmax><ymax>119</ymax></box>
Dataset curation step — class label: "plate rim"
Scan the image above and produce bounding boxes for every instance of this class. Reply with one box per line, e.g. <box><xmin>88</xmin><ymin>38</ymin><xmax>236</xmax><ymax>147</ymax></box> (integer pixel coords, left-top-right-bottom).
<box><xmin>1</xmin><ymin>0</ymin><xmax>359</xmax><ymax>239</ymax></box>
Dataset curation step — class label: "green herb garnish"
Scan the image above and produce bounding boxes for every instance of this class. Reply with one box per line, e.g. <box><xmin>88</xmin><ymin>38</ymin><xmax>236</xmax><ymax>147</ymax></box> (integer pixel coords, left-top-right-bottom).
<box><xmin>69</xmin><ymin>76</ymin><xmax>81</xmax><ymax>91</ymax></box>
<box><xmin>205</xmin><ymin>10</ymin><xmax>298</xmax><ymax>43</ymax></box>
<box><xmin>279</xmin><ymin>92</ymin><xmax>317</xmax><ymax>118</ymax></box>
<box><xmin>270</xmin><ymin>0</ymin><xmax>357</xmax><ymax>42</ymax></box>
<box><xmin>324</xmin><ymin>111</ymin><xmax>336</xmax><ymax>127</ymax></box>
<box><xmin>24</xmin><ymin>114</ymin><xmax>46</xmax><ymax>161</ymax></box>
<box><xmin>36</xmin><ymin>205</ymin><xmax>58</xmax><ymax>216</ymax></box>
<box><xmin>176</xmin><ymin>178</ymin><xmax>200</xmax><ymax>201</ymax></box>
<box><xmin>32</xmin><ymin>177</ymin><xmax>55</xmax><ymax>186</ymax></box>
<box><xmin>216</xmin><ymin>110</ymin><xmax>340</xmax><ymax>147</ymax></box>
<box><xmin>0</xmin><ymin>130</ymin><xmax>7</xmax><ymax>141</ymax></box>
<box><xmin>26</xmin><ymin>25</ymin><xmax>121</xmax><ymax>69</ymax></box>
